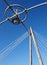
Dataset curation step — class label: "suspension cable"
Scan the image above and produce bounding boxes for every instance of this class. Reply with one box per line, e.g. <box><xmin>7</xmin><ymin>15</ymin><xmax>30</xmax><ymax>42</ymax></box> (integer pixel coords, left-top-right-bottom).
<box><xmin>0</xmin><ymin>32</ymin><xmax>28</xmax><ymax>59</ymax></box>
<box><xmin>34</xmin><ymin>31</ymin><xmax>47</xmax><ymax>62</ymax></box>
<box><xmin>34</xmin><ymin>31</ymin><xmax>47</xmax><ymax>53</ymax></box>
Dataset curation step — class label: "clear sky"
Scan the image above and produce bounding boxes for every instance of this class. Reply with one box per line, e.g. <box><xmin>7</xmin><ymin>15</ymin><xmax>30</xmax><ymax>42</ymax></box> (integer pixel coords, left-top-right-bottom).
<box><xmin>0</xmin><ymin>0</ymin><xmax>47</xmax><ymax>65</ymax></box>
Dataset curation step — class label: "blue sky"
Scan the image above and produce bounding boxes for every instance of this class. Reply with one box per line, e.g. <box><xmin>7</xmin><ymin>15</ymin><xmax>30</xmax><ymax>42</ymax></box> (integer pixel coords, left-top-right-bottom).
<box><xmin>0</xmin><ymin>0</ymin><xmax>47</xmax><ymax>65</ymax></box>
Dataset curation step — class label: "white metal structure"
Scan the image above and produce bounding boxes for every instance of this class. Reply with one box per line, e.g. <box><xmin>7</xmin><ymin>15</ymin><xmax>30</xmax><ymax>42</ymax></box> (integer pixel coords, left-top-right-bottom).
<box><xmin>29</xmin><ymin>27</ymin><xmax>43</xmax><ymax>65</ymax></box>
<box><xmin>0</xmin><ymin>0</ymin><xmax>47</xmax><ymax>65</ymax></box>
<box><xmin>0</xmin><ymin>27</ymin><xmax>44</xmax><ymax>65</ymax></box>
<box><xmin>0</xmin><ymin>1</ymin><xmax>47</xmax><ymax>25</ymax></box>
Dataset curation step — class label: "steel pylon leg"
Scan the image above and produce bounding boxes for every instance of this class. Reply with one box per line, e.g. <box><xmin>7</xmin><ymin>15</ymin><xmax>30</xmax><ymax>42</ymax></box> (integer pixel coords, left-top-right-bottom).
<box><xmin>29</xmin><ymin>27</ymin><xmax>43</xmax><ymax>65</ymax></box>
<box><xmin>29</xmin><ymin>27</ymin><xmax>32</xmax><ymax>65</ymax></box>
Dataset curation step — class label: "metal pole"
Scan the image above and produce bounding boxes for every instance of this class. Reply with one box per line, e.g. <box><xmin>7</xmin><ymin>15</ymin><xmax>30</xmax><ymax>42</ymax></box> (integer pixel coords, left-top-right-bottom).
<box><xmin>29</xmin><ymin>27</ymin><xmax>32</xmax><ymax>65</ymax></box>
<box><xmin>30</xmin><ymin>27</ymin><xmax>43</xmax><ymax>65</ymax></box>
